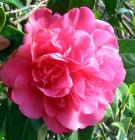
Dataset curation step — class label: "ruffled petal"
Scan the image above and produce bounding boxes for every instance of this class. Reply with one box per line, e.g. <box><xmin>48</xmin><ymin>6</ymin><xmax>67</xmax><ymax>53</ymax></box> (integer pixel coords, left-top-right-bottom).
<box><xmin>12</xmin><ymin>87</ymin><xmax>44</xmax><ymax>119</ymax></box>
<box><xmin>25</xmin><ymin>8</ymin><xmax>61</xmax><ymax>34</ymax></box>
<box><xmin>53</xmin><ymin>7</ymin><xmax>95</xmax><ymax>33</ymax></box>
<box><xmin>93</xmin><ymin>29</ymin><xmax>118</xmax><ymax>49</ymax></box>
<box><xmin>43</xmin><ymin>115</ymin><xmax>70</xmax><ymax>134</ymax></box>
<box><xmin>0</xmin><ymin>52</ymin><xmax>29</xmax><ymax>87</ymax></box>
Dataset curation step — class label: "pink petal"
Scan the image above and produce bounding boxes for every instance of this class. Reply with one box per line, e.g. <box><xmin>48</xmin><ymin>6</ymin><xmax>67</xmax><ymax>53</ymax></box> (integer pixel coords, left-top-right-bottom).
<box><xmin>43</xmin><ymin>115</ymin><xmax>70</xmax><ymax>134</ymax></box>
<box><xmin>57</xmin><ymin>108</ymin><xmax>81</xmax><ymax>130</ymax></box>
<box><xmin>0</xmin><ymin>54</ymin><xmax>29</xmax><ymax>87</ymax></box>
<box><xmin>39</xmin><ymin>87</ymin><xmax>70</xmax><ymax>98</ymax></box>
<box><xmin>79</xmin><ymin>104</ymin><xmax>106</xmax><ymax>128</ymax></box>
<box><xmin>97</xmin><ymin>91</ymin><xmax>114</xmax><ymax>105</ymax></box>
<box><xmin>52</xmin><ymin>67</ymin><xmax>73</xmax><ymax>89</ymax></box>
<box><xmin>93</xmin><ymin>29</ymin><xmax>118</xmax><ymax>48</ymax></box>
<box><xmin>72</xmin><ymin>30</ymin><xmax>95</xmax><ymax>57</ymax></box>
<box><xmin>80</xmin><ymin>96</ymin><xmax>98</xmax><ymax>114</ymax></box>
<box><xmin>55</xmin><ymin>7</ymin><xmax>95</xmax><ymax>33</ymax></box>
<box><xmin>25</xmin><ymin>8</ymin><xmax>61</xmax><ymax>34</ymax></box>
<box><xmin>12</xmin><ymin>86</ymin><xmax>44</xmax><ymax>119</ymax></box>
<box><xmin>43</xmin><ymin>96</ymin><xmax>57</xmax><ymax>117</ymax></box>
<box><xmin>76</xmin><ymin>7</ymin><xmax>95</xmax><ymax>33</ymax></box>
<box><xmin>72</xmin><ymin>74</ymin><xmax>86</xmax><ymax>99</ymax></box>
<box><xmin>96</xmin><ymin>65</ymin><xmax>115</xmax><ymax>81</ymax></box>
<box><xmin>95</xmin><ymin>20</ymin><xmax>115</xmax><ymax>36</ymax></box>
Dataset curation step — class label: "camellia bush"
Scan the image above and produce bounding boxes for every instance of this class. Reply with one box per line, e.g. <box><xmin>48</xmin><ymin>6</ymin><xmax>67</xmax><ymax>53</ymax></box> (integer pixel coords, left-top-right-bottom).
<box><xmin>0</xmin><ymin>0</ymin><xmax>135</xmax><ymax>140</ymax></box>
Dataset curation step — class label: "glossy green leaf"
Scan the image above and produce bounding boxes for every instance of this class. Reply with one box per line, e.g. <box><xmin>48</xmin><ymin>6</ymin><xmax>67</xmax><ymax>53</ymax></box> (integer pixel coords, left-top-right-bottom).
<box><xmin>132</xmin><ymin>0</ymin><xmax>135</xmax><ymax>5</ymax></box>
<box><xmin>20</xmin><ymin>120</ymin><xmax>41</xmax><ymax>140</ymax></box>
<box><xmin>0</xmin><ymin>7</ymin><xmax>6</xmax><ymax>32</ymax></box>
<box><xmin>112</xmin><ymin>117</ymin><xmax>132</xmax><ymax>135</ymax></box>
<box><xmin>117</xmin><ymin>8</ymin><xmax>132</xmax><ymax>15</ymax></box>
<box><xmin>5</xmin><ymin>104</ymin><xmax>41</xmax><ymax>140</ymax></box>
<box><xmin>117</xmin><ymin>130</ymin><xmax>127</xmax><ymax>140</ymax></box>
<box><xmin>0</xmin><ymin>25</ymin><xmax>24</xmax><ymax>61</ymax></box>
<box><xmin>103</xmin><ymin>0</ymin><xmax>117</xmax><ymax>15</ymax></box>
<box><xmin>111</xmin><ymin>94</ymin><xmax>119</xmax><ymax>118</ymax></box>
<box><xmin>119</xmin><ymin>39</ymin><xmax>135</xmax><ymax>84</ymax></box>
<box><xmin>0</xmin><ymin>99</ymin><xmax>9</xmax><ymax>130</ymax></box>
<box><xmin>68</xmin><ymin>0</ymin><xmax>96</xmax><ymax>10</ymax></box>
<box><xmin>0</xmin><ymin>131</ymin><xmax>5</xmax><ymax>140</ymax></box>
<box><xmin>116</xmin><ymin>83</ymin><xmax>128</xmax><ymax>102</ymax></box>
<box><xmin>128</xmin><ymin>82</ymin><xmax>135</xmax><ymax>95</ymax></box>
<box><xmin>47</xmin><ymin>0</ymin><xmax>96</xmax><ymax>14</ymax></box>
<box><xmin>108</xmin><ymin>16</ymin><xmax>119</xmax><ymax>27</ymax></box>
<box><xmin>119</xmin><ymin>40</ymin><xmax>135</xmax><ymax>54</ymax></box>
<box><xmin>66</xmin><ymin>131</ymin><xmax>78</xmax><ymax>140</ymax></box>
<box><xmin>66</xmin><ymin>126</ymin><xmax>94</xmax><ymax>140</ymax></box>
<box><xmin>47</xmin><ymin>0</ymin><xmax>70</xmax><ymax>14</ymax></box>
<box><xmin>0</xmin><ymin>0</ymin><xmax>24</xmax><ymax>8</ymax></box>
<box><xmin>94</xmin><ymin>10</ymin><xmax>101</xmax><ymax>19</ymax></box>
<box><xmin>78</xmin><ymin>126</ymin><xmax>94</xmax><ymax>140</ymax></box>
<box><xmin>104</xmin><ymin>105</ymin><xmax>114</xmax><ymax>120</ymax></box>
<box><xmin>128</xmin><ymin>95</ymin><xmax>135</xmax><ymax>116</ymax></box>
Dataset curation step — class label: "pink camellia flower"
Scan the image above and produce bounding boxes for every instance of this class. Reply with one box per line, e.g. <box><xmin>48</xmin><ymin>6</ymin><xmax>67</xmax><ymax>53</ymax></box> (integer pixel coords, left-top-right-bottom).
<box><xmin>0</xmin><ymin>7</ymin><xmax>125</xmax><ymax>133</ymax></box>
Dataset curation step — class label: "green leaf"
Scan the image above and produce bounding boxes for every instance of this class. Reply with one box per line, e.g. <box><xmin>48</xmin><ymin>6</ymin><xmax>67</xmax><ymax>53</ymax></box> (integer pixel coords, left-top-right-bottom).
<box><xmin>0</xmin><ymin>0</ymin><xmax>24</xmax><ymax>8</ymax></box>
<box><xmin>68</xmin><ymin>0</ymin><xmax>96</xmax><ymax>10</ymax></box>
<box><xmin>5</xmin><ymin>104</ymin><xmax>41</xmax><ymax>140</ymax></box>
<box><xmin>132</xmin><ymin>0</ymin><xmax>135</xmax><ymax>5</ymax></box>
<box><xmin>112</xmin><ymin>117</ymin><xmax>132</xmax><ymax>135</ymax></box>
<box><xmin>47</xmin><ymin>0</ymin><xmax>96</xmax><ymax>14</ymax></box>
<box><xmin>118</xmin><ymin>39</ymin><xmax>135</xmax><ymax>84</ymax></box>
<box><xmin>0</xmin><ymin>25</ymin><xmax>24</xmax><ymax>61</ymax></box>
<box><xmin>0</xmin><ymin>7</ymin><xmax>6</xmax><ymax>32</ymax></box>
<box><xmin>66</xmin><ymin>131</ymin><xmax>78</xmax><ymax>140</ymax></box>
<box><xmin>0</xmin><ymin>99</ymin><xmax>9</xmax><ymax>130</ymax></box>
<box><xmin>116</xmin><ymin>83</ymin><xmax>128</xmax><ymax>102</ymax></box>
<box><xmin>103</xmin><ymin>0</ymin><xmax>117</xmax><ymax>15</ymax></box>
<box><xmin>111</xmin><ymin>94</ymin><xmax>119</xmax><ymax>118</ymax></box>
<box><xmin>117</xmin><ymin>8</ymin><xmax>132</xmax><ymax>15</ymax></box>
<box><xmin>117</xmin><ymin>130</ymin><xmax>127</xmax><ymax>140</ymax></box>
<box><xmin>108</xmin><ymin>16</ymin><xmax>119</xmax><ymax>27</ymax></box>
<box><xmin>21</xmin><ymin>120</ymin><xmax>41</xmax><ymax>140</ymax></box>
<box><xmin>66</xmin><ymin>126</ymin><xmax>94</xmax><ymax>140</ymax></box>
<box><xmin>104</xmin><ymin>105</ymin><xmax>114</xmax><ymax>120</ymax></box>
<box><xmin>128</xmin><ymin>82</ymin><xmax>135</xmax><ymax>95</ymax></box>
<box><xmin>94</xmin><ymin>10</ymin><xmax>101</xmax><ymax>19</ymax></box>
<box><xmin>119</xmin><ymin>39</ymin><xmax>135</xmax><ymax>54</ymax></box>
<box><xmin>37</xmin><ymin>125</ymin><xmax>48</xmax><ymax>140</ymax></box>
<box><xmin>128</xmin><ymin>95</ymin><xmax>135</xmax><ymax>116</ymax></box>
<box><xmin>78</xmin><ymin>126</ymin><xmax>94</xmax><ymax>140</ymax></box>
<box><xmin>47</xmin><ymin>0</ymin><xmax>70</xmax><ymax>14</ymax></box>
<box><xmin>0</xmin><ymin>130</ymin><xmax>5</xmax><ymax>140</ymax></box>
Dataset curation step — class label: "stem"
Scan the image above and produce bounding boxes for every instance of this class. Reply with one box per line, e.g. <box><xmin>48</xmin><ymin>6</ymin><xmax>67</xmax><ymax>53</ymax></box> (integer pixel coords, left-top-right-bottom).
<box><xmin>99</xmin><ymin>125</ymin><xmax>106</xmax><ymax>140</ymax></box>
<box><xmin>6</xmin><ymin>5</ymin><xmax>36</xmax><ymax>14</ymax></box>
<box><xmin>11</xmin><ymin>0</ymin><xmax>48</xmax><ymax>25</ymax></box>
<box><xmin>118</xmin><ymin>15</ymin><xmax>134</xmax><ymax>36</ymax></box>
<box><xmin>102</xmin><ymin>123</ymin><xmax>112</xmax><ymax>136</ymax></box>
<box><xmin>124</xmin><ymin>2</ymin><xmax>134</xmax><ymax>10</ymax></box>
<box><xmin>115</xmin><ymin>94</ymin><xmax>129</xmax><ymax>135</ymax></box>
<box><xmin>121</xmin><ymin>94</ymin><xmax>129</xmax><ymax>114</ymax></box>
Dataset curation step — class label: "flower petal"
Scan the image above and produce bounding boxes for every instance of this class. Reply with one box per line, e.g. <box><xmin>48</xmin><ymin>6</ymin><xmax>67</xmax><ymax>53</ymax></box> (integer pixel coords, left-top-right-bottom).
<box><xmin>93</xmin><ymin>29</ymin><xmax>118</xmax><ymax>48</ymax></box>
<box><xmin>43</xmin><ymin>115</ymin><xmax>70</xmax><ymax>134</ymax></box>
<box><xmin>12</xmin><ymin>87</ymin><xmax>44</xmax><ymax>119</ymax></box>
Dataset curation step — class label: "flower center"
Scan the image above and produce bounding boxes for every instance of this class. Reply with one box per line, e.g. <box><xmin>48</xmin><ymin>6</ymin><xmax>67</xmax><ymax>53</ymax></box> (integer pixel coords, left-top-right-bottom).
<box><xmin>32</xmin><ymin>56</ymin><xmax>64</xmax><ymax>88</ymax></box>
